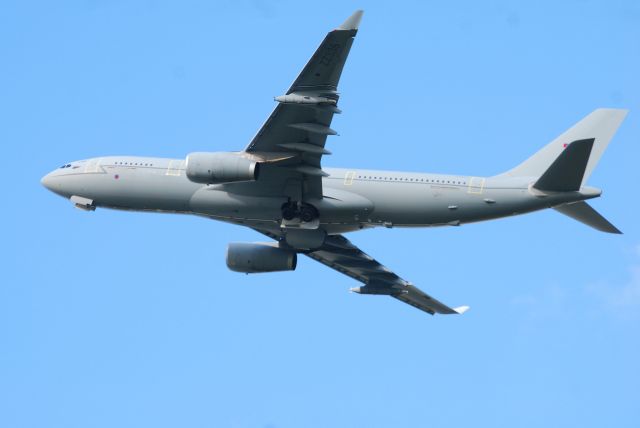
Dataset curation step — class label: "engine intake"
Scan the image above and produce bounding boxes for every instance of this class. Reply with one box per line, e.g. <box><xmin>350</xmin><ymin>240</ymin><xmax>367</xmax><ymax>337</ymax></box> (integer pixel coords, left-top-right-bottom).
<box><xmin>186</xmin><ymin>152</ymin><xmax>259</xmax><ymax>184</ymax></box>
<box><xmin>226</xmin><ymin>242</ymin><xmax>297</xmax><ymax>273</ymax></box>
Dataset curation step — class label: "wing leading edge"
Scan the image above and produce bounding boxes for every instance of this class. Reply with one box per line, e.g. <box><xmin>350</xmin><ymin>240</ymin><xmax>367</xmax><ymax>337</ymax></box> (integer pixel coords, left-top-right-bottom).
<box><xmin>308</xmin><ymin>235</ymin><xmax>468</xmax><ymax>316</ymax></box>
<box><xmin>243</xmin><ymin>10</ymin><xmax>363</xmax><ymax>199</ymax></box>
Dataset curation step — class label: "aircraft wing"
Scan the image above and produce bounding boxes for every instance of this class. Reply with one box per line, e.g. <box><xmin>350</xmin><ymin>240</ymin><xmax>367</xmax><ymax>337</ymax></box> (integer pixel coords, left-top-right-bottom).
<box><xmin>307</xmin><ymin>234</ymin><xmax>469</xmax><ymax>316</ymax></box>
<box><xmin>243</xmin><ymin>10</ymin><xmax>363</xmax><ymax>199</ymax></box>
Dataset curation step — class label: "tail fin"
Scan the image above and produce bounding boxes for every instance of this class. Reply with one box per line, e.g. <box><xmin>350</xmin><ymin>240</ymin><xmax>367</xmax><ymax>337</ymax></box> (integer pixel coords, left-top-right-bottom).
<box><xmin>533</xmin><ymin>138</ymin><xmax>594</xmax><ymax>191</ymax></box>
<box><xmin>554</xmin><ymin>201</ymin><xmax>622</xmax><ymax>234</ymax></box>
<box><xmin>503</xmin><ymin>109</ymin><xmax>628</xmax><ymax>184</ymax></box>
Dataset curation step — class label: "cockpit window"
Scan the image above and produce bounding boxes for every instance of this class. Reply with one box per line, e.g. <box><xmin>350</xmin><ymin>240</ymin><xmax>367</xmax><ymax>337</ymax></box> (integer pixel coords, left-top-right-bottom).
<box><xmin>59</xmin><ymin>164</ymin><xmax>72</xmax><ymax>169</ymax></box>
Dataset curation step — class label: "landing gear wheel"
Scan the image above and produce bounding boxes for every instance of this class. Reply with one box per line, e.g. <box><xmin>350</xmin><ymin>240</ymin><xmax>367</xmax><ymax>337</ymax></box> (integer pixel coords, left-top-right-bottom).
<box><xmin>282</xmin><ymin>207</ymin><xmax>297</xmax><ymax>221</ymax></box>
<box><xmin>299</xmin><ymin>204</ymin><xmax>318</xmax><ymax>223</ymax></box>
<box><xmin>281</xmin><ymin>202</ymin><xmax>298</xmax><ymax>221</ymax></box>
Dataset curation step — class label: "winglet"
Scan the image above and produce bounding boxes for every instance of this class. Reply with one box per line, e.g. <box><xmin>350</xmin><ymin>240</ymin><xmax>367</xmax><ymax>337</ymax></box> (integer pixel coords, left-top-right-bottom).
<box><xmin>453</xmin><ymin>305</ymin><xmax>470</xmax><ymax>315</ymax></box>
<box><xmin>338</xmin><ymin>10</ymin><xmax>364</xmax><ymax>31</ymax></box>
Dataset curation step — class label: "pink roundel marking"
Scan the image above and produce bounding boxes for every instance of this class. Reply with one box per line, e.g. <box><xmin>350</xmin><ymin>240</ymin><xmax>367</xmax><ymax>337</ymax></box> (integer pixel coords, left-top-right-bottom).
<box><xmin>114</xmin><ymin>174</ymin><xmax>120</xmax><ymax>180</ymax></box>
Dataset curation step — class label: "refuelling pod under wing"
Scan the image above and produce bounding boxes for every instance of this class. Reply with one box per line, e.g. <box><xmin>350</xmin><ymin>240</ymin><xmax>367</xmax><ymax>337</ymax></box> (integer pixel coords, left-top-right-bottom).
<box><xmin>186</xmin><ymin>152</ymin><xmax>259</xmax><ymax>184</ymax></box>
<box><xmin>226</xmin><ymin>242</ymin><xmax>297</xmax><ymax>273</ymax></box>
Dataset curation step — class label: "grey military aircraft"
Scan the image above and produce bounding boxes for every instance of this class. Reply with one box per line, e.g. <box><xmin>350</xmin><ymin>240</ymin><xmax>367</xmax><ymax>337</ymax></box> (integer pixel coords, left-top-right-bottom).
<box><xmin>42</xmin><ymin>10</ymin><xmax>627</xmax><ymax>315</ymax></box>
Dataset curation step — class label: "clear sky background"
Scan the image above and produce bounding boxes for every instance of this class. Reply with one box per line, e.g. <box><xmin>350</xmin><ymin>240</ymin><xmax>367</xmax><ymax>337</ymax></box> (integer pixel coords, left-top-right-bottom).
<box><xmin>2</xmin><ymin>1</ymin><xmax>639</xmax><ymax>427</ymax></box>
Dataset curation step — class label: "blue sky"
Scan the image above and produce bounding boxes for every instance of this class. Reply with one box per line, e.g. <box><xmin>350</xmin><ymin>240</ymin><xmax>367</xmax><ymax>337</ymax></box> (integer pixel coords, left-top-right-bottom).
<box><xmin>2</xmin><ymin>1</ymin><xmax>639</xmax><ymax>427</ymax></box>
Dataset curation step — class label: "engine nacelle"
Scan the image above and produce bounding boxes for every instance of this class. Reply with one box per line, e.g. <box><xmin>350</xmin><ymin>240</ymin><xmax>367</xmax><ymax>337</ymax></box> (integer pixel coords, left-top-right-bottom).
<box><xmin>226</xmin><ymin>242</ymin><xmax>297</xmax><ymax>273</ymax></box>
<box><xmin>185</xmin><ymin>152</ymin><xmax>259</xmax><ymax>184</ymax></box>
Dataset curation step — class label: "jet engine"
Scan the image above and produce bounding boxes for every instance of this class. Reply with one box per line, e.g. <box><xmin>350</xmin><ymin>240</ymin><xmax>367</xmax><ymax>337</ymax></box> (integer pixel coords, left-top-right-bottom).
<box><xmin>185</xmin><ymin>152</ymin><xmax>259</xmax><ymax>184</ymax></box>
<box><xmin>226</xmin><ymin>242</ymin><xmax>297</xmax><ymax>273</ymax></box>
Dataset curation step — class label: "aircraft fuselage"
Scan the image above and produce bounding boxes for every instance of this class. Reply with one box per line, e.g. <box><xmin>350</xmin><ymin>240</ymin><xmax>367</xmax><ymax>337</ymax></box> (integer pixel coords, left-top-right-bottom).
<box><xmin>41</xmin><ymin>155</ymin><xmax>600</xmax><ymax>235</ymax></box>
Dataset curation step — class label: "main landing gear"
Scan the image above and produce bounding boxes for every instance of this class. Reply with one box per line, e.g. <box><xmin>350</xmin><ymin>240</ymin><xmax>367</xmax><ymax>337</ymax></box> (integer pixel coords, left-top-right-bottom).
<box><xmin>281</xmin><ymin>201</ymin><xmax>319</xmax><ymax>223</ymax></box>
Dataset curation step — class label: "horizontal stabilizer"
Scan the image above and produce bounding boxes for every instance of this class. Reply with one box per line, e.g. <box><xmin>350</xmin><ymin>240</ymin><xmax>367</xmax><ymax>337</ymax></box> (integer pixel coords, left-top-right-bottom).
<box><xmin>554</xmin><ymin>201</ymin><xmax>622</xmax><ymax>234</ymax></box>
<box><xmin>534</xmin><ymin>138</ymin><xmax>594</xmax><ymax>191</ymax></box>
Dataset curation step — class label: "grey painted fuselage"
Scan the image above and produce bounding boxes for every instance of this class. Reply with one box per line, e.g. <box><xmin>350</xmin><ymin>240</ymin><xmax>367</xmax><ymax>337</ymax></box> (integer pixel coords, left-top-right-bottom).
<box><xmin>41</xmin><ymin>155</ymin><xmax>600</xmax><ymax>235</ymax></box>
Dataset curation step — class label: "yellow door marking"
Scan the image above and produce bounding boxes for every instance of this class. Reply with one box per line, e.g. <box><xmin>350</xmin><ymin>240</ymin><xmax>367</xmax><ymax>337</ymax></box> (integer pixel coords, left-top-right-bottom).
<box><xmin>467</xmin><ymin>177</ymin><xmax>485</xmax><ymax>194</ymax></box>
<box><xmin>344</xmin><ymin>171</ymin><xmax>356</xmax><ymax>185</ymax></box>
<box><xmin>84</xmin><ymin>158</ymin><xmax>102</xmax><ymax>173</ymax></box>
<box><xmin>166</xmin><ymin>160</ymin><xmax>182</xmax><ymax>176</ymax></box>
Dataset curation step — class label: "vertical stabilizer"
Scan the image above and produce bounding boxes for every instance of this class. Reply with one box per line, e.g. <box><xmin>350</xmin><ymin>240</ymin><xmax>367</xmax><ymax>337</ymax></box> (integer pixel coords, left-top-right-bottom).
<box><xmin>533</xmin><ymin>138</ymin><xmax>594</xmax><ymax>191</ymax></box>
<box><xmin>504</xmin><ymin>109</ymin><xmax>627</xmax><ymax>184</ymax></box>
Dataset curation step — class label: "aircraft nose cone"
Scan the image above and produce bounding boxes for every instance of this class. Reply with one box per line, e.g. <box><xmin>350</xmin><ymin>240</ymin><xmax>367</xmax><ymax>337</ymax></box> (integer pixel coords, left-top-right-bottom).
<box><xmin>41</xmin><ymin>173</ymin><xmax>54</xmax><ymax>191</ymax></box>
<box><xmin>41</xmin><ymin>171</ymin><xmax>67</xmax><ymax>196</ymax></box>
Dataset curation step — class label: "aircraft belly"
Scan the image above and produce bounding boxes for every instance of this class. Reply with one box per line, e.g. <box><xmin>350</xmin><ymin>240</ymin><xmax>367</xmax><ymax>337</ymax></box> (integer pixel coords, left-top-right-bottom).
<box><xmin>189</xmin><ymin>186</ymin><xmax>283</xmax><ymax>220</ymax></box>
<box><xmin>222</xmin><ymin>220</ymin><xmax>366</xmax><ymax>236</ymax></box>
<box><xmin>104</xmin><ymin>171</ymin><xmax>193</xmax><ymax>211</ymax></box>
<box><xmin>311</xmin><ymin>187</ymin><xmax>374</xmax><ymax>224</ymax></box>
<box><xmin>65</xmin><ymin>168</ymin><xmax>194</xmax><ymax>211</ymax></box>
<box><xmin>341</xmin><ymin>181</ymin><xmax>453</xmax><ymax>225</ymax></box>
<box><xmin>338</xmin><ymin>181</ymin><xmax>548</xmax><ymax>226</ymax></box>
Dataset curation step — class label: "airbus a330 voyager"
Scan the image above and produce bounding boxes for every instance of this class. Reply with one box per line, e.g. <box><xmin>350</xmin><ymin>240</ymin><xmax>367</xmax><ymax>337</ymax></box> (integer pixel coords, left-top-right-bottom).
<box><xmin>42</xmin><ymin>10</ymin><xmax>627</xmax><ymax>316</ymax></box>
